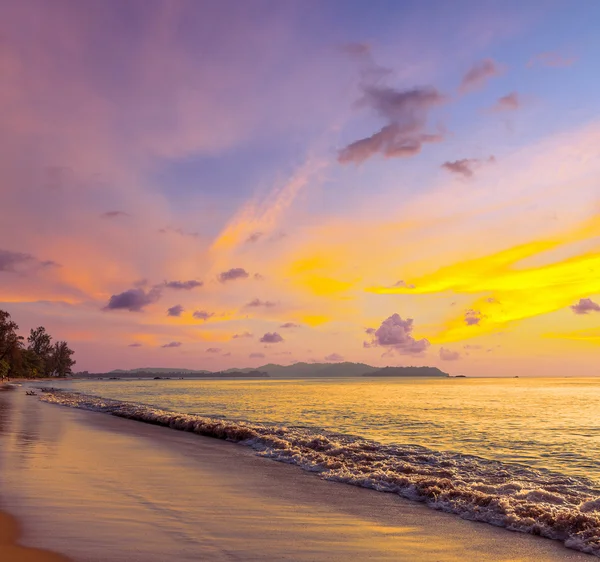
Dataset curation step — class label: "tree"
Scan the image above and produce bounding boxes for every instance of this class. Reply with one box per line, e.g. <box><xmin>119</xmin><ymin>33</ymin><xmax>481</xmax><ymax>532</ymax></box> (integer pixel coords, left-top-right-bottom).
<box><xmin>27</xmin><ymin>326</ymin><xmax>53</xmax><ymax>375</ymax></box>
<box><xmin>49</xmin><ymin>341</ymin><xmax>76</xmax><ymax>377</ymax></box>
<box><xmin>0</xmin><ymin>310</ymin><xmax>24</xmax><ymax>378</ymax></box>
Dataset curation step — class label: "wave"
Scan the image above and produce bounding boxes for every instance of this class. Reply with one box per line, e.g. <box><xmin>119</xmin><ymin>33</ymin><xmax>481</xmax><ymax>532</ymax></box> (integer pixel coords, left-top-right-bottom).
<box><xmin>39</xmin><ymin>389</ymin><xmax>600</xmax><ymax>557</ymax></box>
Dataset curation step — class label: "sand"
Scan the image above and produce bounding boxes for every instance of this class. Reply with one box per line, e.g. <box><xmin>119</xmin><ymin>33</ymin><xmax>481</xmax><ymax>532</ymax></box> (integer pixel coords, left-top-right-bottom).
<box><xmin>0</xmin><ymin>511</ymin><xmax>71</xmax><ymax>562</ymax></box>
<box><xmin>0</xmin><ymin>390</ymin><xmax>592</xmax><ymax>561</ymax></box>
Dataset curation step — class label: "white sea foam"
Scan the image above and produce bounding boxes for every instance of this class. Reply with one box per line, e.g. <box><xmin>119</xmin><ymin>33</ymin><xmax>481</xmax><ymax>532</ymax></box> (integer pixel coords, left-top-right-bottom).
<box><xmin>39</xmin><ymin>389</ymin><xmax>600</xmax><ymax>556</ymax></box>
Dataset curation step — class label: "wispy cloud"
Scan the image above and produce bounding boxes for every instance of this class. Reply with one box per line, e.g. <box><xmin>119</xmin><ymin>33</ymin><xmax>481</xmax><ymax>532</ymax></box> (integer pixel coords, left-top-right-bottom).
<box><xmin>459</xmin><ymin>59</ymin><xmax>502</xmax><ymax>93</ymax></box>
<box><xmin>164</xmin><ymin>280</ymin><xmax>203</xmax><ymax>290</ymax></box>
<box><xmin>162</xmin><ymin>341</ymin><xmax>182</xmax><ymax>348</ymax></box>
<box><xmin>324</xmin><ymin>352</ymin><xmax>344</xmax><ymax>362</ymax></box>
<box><xmin>232</xmin><ymin>331</ymin><xmax>253</xmax><ymax>339</ymax></box>
<box><xmin>442</xmin><ymin>156</ymin><xmax>495</xmax><ymax>178</ymax></box>
<box><xmin>249</xmin><ymin>352</ymin><xmax>265</xmax><ymax>359</ymax></box>
<box><xmin>280</xmin><ymin>322</ymin><xmax>301</xmax><ymax>328</ymax></box>
<box><xmin>245</xmin><ymin>298</ymin><xmax>277</xmax><ymax>308</ymax></box>
<box><xmin>439</xmin><ymin>347</ymin><xmax>461</xmax><ymax>361</ymax></box>
<box><xmin>490</xmin><ymin>92</ymin><xmax>520</xmax><ymax>112</ymax></box>
<box><xmin>101</xmin><ymin>210</ymin><xmax>130</xmax><ymax>219</ymax></box>
<box><xmin>206</xmin><ymin>347</ymin><xmax>221</xmax><ymax>353</ymax></box>
<box><xmin>528</xmin><ymin>52</ymin><xmax>576</xmax><ymax>68</ymax></box>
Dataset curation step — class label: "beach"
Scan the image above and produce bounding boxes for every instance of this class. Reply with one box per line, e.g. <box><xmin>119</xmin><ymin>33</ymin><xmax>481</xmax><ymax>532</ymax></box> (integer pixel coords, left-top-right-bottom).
<box><xmin>0</xmin><ymin>389</ymin><xmax>592</xmax><ymax>561</ymax></box>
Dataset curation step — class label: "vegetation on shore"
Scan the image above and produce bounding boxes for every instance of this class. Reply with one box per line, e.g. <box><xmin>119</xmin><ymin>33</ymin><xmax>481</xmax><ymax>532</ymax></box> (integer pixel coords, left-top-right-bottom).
<box><xmin>0</xmin><ymin>309</ymin><xmax>75</xmax><ymax>380</ymax></box>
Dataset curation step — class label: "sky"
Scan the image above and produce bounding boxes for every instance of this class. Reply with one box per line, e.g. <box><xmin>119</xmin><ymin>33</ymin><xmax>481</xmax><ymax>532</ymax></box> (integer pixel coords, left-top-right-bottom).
<box><xmin>1</xmin><ymin>0</ymin><xmax>599</xmax><ymax>376</ymax></box>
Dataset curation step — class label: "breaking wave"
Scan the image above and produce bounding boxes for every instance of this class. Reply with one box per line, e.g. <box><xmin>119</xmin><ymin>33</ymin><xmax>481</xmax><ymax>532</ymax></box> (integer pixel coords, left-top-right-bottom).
<box><xmin>39</xmin><ymin>389</ymin><xmax>600</xmax><ymax>556</ymax></box>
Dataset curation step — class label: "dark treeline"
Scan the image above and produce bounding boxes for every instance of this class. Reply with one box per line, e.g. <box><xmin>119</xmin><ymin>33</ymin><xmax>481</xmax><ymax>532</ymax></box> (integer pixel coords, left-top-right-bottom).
<box><xmin>0</xmin><ymin>309</ymin><xmax>75</xmax><ymax>380</ymax></box>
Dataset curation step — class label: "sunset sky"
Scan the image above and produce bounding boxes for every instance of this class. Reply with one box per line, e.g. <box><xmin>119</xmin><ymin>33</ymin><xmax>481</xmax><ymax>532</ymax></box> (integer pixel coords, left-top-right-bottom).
<box><xmin>1</xmin><ymin>0</ymin><xmax>599</xmax><ymax>375</ymax></box>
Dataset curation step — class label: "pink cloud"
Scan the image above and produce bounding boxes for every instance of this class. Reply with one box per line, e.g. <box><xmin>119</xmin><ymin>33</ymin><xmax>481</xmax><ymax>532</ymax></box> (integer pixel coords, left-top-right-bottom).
<box><xmin>490</xmin><ymin>92</ymin><xmax>520</xmax><ymax>112</ymax></box>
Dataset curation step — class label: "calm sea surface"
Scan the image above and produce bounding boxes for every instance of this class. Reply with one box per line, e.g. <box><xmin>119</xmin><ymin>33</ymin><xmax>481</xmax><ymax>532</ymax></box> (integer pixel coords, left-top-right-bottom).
<box><xmin>62</xmin><ymin>376</ymin><xmax>600</xmax><ymax>482</ymax></box>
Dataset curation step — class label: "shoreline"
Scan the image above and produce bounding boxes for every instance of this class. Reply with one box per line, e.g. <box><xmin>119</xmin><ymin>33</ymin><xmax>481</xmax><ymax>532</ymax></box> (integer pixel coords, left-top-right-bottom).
<box><xmin>0</xmin><ymin>390</ymin><xmax>594</xmax><ymax>561</ymax></box>
<box><xmin>0</xmin><ymin>510</ymin><xmax>70</xmax><ymax>562</ymax></box>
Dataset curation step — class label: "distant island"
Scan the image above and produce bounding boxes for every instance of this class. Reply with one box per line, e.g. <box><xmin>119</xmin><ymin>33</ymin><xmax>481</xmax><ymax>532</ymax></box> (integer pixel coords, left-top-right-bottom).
<box><xmin>75</xmin><ymin>362</ymin><xmax>449</xmax><ymax>380</ymax></box>
<box><xmin>363</xmin><ymin>366</ymin><xmax>448</xmax><ymax>378</ymax></box>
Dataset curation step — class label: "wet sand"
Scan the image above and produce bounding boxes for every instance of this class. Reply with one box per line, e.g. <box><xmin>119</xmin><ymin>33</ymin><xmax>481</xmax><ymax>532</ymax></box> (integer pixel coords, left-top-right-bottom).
<box><xmin>0</xmin><ymin>390</ymin><xmax>592</xmax><ymax>561</ymax></box>
<box><xmin>0</xmin><ymin>511</ymin><xmax>71</xmax><ymax>562</ymax></box>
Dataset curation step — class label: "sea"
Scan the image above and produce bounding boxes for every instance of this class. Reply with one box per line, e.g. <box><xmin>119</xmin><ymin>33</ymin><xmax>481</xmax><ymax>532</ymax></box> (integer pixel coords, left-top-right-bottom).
<box><xmin>40</xmin><ymin>376</ymin><xmax>600</xmax><ymax>556</ymax></box>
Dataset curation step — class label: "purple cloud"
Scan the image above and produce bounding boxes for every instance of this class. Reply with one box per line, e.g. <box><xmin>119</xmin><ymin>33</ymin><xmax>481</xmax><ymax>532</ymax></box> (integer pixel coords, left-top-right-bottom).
<box><xmin>167</xmin><ymin>304</ymin><xmax>184</xmax><ymax>317</ymax></box>
<box><xmin>280</xmin><ymin>322</ymin><xmax>301</xmax><ymax>328</ymax></box>
<box><xmin>222</xmin><ymin>352</ymin><xmax>232</xmax><ymax>357</ymax></box>
<box><xmin>260</xmin><ymin>332</ymin><xmax>284</xmax><ymax>344</ymax></box>
<box><xmin>206</xmin><ymin>347</ymin><xmax>221</xmax><ymax>353</ymax></box>
<box><xmin>464</xmin><ymin>309</ymin><xmax>484</xmax><ymax>326</ymax></box>
<box><xmin>439</xmin><ymin>347</ymin><xmax>461</xmax><ymax>361</ymax></box>
<box><xmin>104</xmin><ymin>287</ymin><xmax>161</xmax><ymax>312</ymax></box>
<box><xmin>0</xmin><ymin>249</ymin><xmax>58</xmax><ymax>273</ymax></box>
<box><xmin>338</xmin><ymin>83</ymin><xmax>446</xmax><ymax>165</ymax></box>
<box><xmin>158</xmin><ymin>227</ymin><xmax>199</xmax><ymax>238</ymax></box>
<box><xmin>459</xmin><ymin>59</ymin><xmax>501</xmax><ymax>93</ymax></box>
<box><xmin>442</xmin><ymin>156</ymin><xmax>495</xmax><ymax>178</ymax></box>
<box><xmin>218</xmin><ymin>268</ymin><xmax>250</xmax><ymax>283</ymax></box>
<box><xmin>491</xmin><ymin>92</ymin><xmax>520</xmax><ymax>112</ymax></box>
<box><xmin>128</xmin><ymin>343</ymin><xmax>142</xmax><ymax>348</ymax></box>
<box><xmin>162</xmin><ymin>341</ymin><xmax>182</xmax><ymax>348</ymax></box>
<box><xmin>193</xmin><ymin>310</ymin><xmax>214</xmax><ymax>321</ymax></box>
<box><xmin>249</xmin><ymin>352</ymin><xmax>265</xmax><ymax>359</ymax></box>
<box><xmin>245</xmin><ymin>232</ymin><xmax>263</xmax><ymax>243</ymax></box>
<box><xmin>571</xmin><ymin>298</ymin><xmax>600</xmax><ymax>315</ymax></box>
<box><xmin>232</xmin><ymin>331</ymin><xmax>253</xmax><ymax>339</ymax></box>
<box><xmin>364</xmin><ymin>314</ymin><xmax>430</xmax><ymax>355</ymax></box>
<box><xmin>101</xmin><ymin>210</ymin><xmax>130</xmax><ymax>219</ymax></box>
<box><xmin>164</xmin><ymin>280</ymin><xmax>203</xmax><ymax>290</ymax></box>
<box><xmin>325</xmin><ymin>353</ymin><xmax>344</xmax><ymax>362</ymax></box>
<box><xmin>246</xmin><ymin>298</ymin><xmax>277</xmax><ymax>308</ymax></box>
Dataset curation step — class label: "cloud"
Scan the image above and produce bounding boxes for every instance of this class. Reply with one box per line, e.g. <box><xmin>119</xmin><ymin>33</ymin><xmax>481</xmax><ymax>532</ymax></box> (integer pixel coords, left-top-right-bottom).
<box><xmin>463</xmin><ymin>344</ymin><xmax>483</xmax><ymax>350</ymax></box>
<box><xmin>232</xmin><ymin>331</ymin><xmax>253</xmax><ymax>339</ymax></box>
<box><xmin>206</xmin><ymin>347</ymin><xmax>221</xmax><ymax>353</ymax></box>
<box><xmin>101</xmin><ymin>210</ymin><xmax>130</xmax><ymax>219</ymax></box>
<box><xmin>464</xmin><ymin>309</ymin><xmax>484</xmax><ymax>326</ymax></box>
<box><xmin>280</xmin><ymin>322</ymin><xmax>301</xmax><ymax>328</ymax></box>
<box><xmin>337</xmin><ymin>46</ymin><xmax>446</xmax><ymax>166</ymax></box>
<box><xmin>104</xmin><ymin>287</ymin><xmax>161</xmax><ymax>312</ymax></box>
<box><xmin>324</xmin><ymin>352</ymin><xmax>344</xmax><ymax>362</ymax></box>
<box><xmin>253</xmin><ymin>273</ymin><xmax>265</xmax><ymax>280</ymax></box>
<box><xmin>0</xmin><ymin>249</ymin><xmax>35</xmax><ymax>272</ymax></box>
<box><xmin>491</xmin><ymin>92</ymin><xmax>520</xmax><ymax>112</ymax></box>
<box><xmin>439</xmin><ymin>347</ymin><xmax>461</xmax><ymax>361</ymax></box>
<box><xmin>571</xmin><ymin>298</ymin><xmax>600</xmax><ymax>315</ymax></box>
<box><xmin>162</xmin><ymin>341</ymin><xmax>182</xmax><ymax>348</ymax></box>
<box><xmin>249</xmin><ymin>352</ymin><xmax>265</xmax><ymax>359</ymax></box>
<box><xmin>158</xmin><ymin>227</ymin><xmax>199</xmax><ymax>238</ymax></box>
<box><xmin>364</xmin><ymin>314</ymin><xmax>430</xmax><ymax>354</ymax></box>
<box><xmin>339</xmin><ymin>78</ymin><xmax>446</xmax><ymax>165</ymax></box>
<box><xmin>167</xmin><ymin>304</ymin><xmax>184</xmax><ymax>317</ymax></box>
<box><xmin>218</xmin><ymin>268</ymin><xmax>250</xmax><ymax>282</ymax></box>
<box><xmin>391</xmin><ymin>280</ymin><xmax>415</xmax><ymax>289</ymax></box>
<box><xmin>528</xmin><ymin>52</ymin><xmax>576</xmax><ymax>68</ymax></box>
<box><xmin>442</xmin><ymin>156</ymin><xmax>495</xmax><ymax>178</ymax></box>
<box><xmin>260</xmin><ymin>332</ymin><xmax>284</xmax><ymax>343</ymax></box>
<box><xmin>245</xmin><ymin>298</ymin><xmax>277</xmax><ymax>308</ymax></box>
<box><xmin>0</xmin><ymin>249</ymin><xmax>58</xmax><ymax>273</ymax></box>
<box><xmin>193</xmin><ymin>310</ymin><xmax>214</xmax><ymax>321</ymax></box>
<box><xmin>459</xmin><ymin>59</ymin><xmax>501</xmax><ymax>93</ymax></box>
<box><xmin>128</xmin><ymin>343</ymin><xmax>142</xmax><ymax>347</ymax></box>
<box><xmin>164</xmin><ymin>280</ymin><xmax>203</xmax><ymax>290</ymax></box>
<box><xmin>245</xmin><ymin>232</ymin><xmax>263</xmax><ymax>243</ymax></box>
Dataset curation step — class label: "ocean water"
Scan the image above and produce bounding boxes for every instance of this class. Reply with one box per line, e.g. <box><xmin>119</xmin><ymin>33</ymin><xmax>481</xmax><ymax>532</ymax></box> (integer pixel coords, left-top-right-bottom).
<box><xmin>40</xmin><ymin>377</ymin><xmax>600</xmax><ymax>556</ymax></box>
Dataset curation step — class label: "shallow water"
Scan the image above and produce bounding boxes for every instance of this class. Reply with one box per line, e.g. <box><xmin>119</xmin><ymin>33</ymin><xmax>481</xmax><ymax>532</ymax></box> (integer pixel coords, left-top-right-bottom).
<box><xmin>58</xmin><ymin>376</ymin><xmax>600</xmax><ymax>481</ymax></box>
